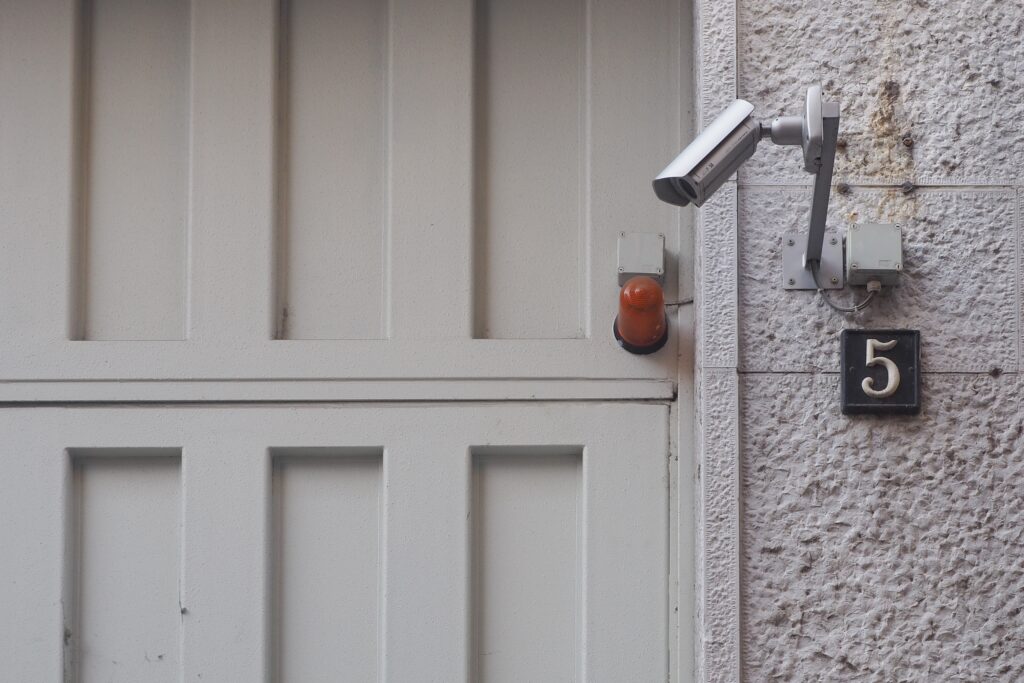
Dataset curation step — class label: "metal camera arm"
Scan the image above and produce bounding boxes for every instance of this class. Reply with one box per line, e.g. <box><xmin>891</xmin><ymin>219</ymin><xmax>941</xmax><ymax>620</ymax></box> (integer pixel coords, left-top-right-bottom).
<box><xmin>759</xmin><ymin>85</ymin><xmax>840</xmax><ymax>273</ymax></box>
<box><xmin>804</xmin><ymin>100</ymin><xmax>839</xmax><ymax>267</ymax></box>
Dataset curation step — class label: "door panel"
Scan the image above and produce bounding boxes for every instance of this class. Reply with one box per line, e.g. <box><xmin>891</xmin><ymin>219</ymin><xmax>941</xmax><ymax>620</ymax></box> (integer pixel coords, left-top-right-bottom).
<box><xmin>0</xmin><ymin>403</ymin><xmax>670</xmax><ymax>682</ymax></box>
<box><xmin>77</xmin><ymin>0</ymin><xmax>190</xmax><ymax>341</ymax></box>
<box><xmin>472</xmin><ymin>0</ymin><xmax>585</xmax><ymax>340</ymax></box>
<box><xmin>0</xmin><ymin>0</ymin><xmax>683</xmax><ymax>384</ymax></box>
<box><xmin>471</xmin><ymin>448</ymin><xmax>582</xmax><ymax>682</ymax></box>
<box><xmin>272</xmin><ymin>450</ymin><xmax>383</xmax><ymax>681</ymax></box>
<box><xmin>276</xmin><ymin>0</ymin><xmax>388</xmax><ymax>341</ymax></box>
<box><xmin>71</xmin><ymin>452</ymin><xmax>182</xmax><ymax>683</ymax></box>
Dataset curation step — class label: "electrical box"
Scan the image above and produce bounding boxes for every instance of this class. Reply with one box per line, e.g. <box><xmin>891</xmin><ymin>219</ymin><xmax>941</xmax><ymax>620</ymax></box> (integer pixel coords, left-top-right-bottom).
<box><xmin>846</xmin><ymin>223</ymin><xmax>903</xmax><ymax>286</ymax></box>
<box><xmin>617</xmin><ymin>232</ymin><xmax>664</xmax><ymax>286</ymax></box>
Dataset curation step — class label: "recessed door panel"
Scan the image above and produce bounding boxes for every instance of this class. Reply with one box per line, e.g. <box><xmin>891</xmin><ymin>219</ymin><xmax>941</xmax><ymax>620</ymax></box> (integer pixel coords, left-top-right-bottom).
<box><xmin>0</xmin><ymin>0</ymin><xmax>683</xmax><ymax>383</ymax></box>
<box><xmin>0</xmin><ymin>404</ymin><xmax>670</xmax><ymax>682</ymax></box>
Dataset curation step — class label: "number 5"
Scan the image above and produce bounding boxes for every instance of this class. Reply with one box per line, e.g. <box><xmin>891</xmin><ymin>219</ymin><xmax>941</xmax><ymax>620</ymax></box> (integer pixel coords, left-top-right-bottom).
<box><xmin>862</xmin><ymin>339</ymin><xmax>900</xmax><ymax>398</ymax></box>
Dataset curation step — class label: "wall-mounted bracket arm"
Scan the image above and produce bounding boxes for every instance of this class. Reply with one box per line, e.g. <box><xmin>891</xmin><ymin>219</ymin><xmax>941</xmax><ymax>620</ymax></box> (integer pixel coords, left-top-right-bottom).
<box><xmin>804</xmin><ymin>101</ymin><xmax>840</xmax><ymax>267</ymax></box>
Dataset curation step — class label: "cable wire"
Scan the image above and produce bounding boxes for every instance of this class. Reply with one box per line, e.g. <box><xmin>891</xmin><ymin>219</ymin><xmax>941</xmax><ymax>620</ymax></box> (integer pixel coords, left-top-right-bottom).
<box><xmin>809</xmin><ymin>262</ymin><xmax>878</xmax><ymax>314</ymax></box>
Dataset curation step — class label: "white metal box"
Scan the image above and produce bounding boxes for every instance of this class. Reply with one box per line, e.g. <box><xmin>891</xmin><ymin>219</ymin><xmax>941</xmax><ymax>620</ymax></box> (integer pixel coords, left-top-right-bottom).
<box><xmin>617</xmin><ymin>232</ymin><xmax>665</xmax><ymax>286</ymax></box>
<box><xmin>846</xmin><ymin>223</ymin><xmax>903</xmax><ymax>286</ymax></box>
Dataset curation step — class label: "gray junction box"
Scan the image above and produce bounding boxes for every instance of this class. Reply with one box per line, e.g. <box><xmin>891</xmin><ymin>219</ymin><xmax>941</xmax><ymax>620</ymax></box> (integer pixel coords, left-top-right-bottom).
<box><xmin>617</xmin><ymin>232</ymin><xmax>665</xmax><ymax>286</ymax></box>
<box><xmin>846</xmin><ymin>223</ymin><xmax>903</xmax><ymax>286</ymax></box>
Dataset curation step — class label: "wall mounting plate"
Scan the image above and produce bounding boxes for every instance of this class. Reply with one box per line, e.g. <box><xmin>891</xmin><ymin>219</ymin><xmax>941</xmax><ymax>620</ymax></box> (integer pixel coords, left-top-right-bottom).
<box><xmin>782</xmin><ymin>230</ymin><xmax>843</xmax><ymax>290</ymax></box>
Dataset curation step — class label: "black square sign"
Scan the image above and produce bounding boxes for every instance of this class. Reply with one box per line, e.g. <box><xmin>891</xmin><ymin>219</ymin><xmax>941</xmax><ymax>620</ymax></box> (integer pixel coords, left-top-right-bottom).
<box><xmin>840</xmin><ymin>329</ymin><xmax>921</xmax><ymax>415</ymax></box>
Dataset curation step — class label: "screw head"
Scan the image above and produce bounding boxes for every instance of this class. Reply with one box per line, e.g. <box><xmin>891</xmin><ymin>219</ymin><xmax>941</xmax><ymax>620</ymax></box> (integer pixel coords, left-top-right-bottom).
<box><xmin>831</xmin><ymin>276</ymin><xmax>839</xmax><ymax>284</ymax></box>
<box><xmin>902</xmin><ymin>136</ymin><xmax>914</xmax><ymax>147</ymax></box>
<box><xmin>896</xmin><ymin>263</ymin><xmax>902</xmax><ymax>270</ymax></box>
<box><xmin>618</xmin><ymin>267</ymin><xmax>624</xmax><ymax>272</ymax></box>
<box><xmin>851</xmin><ymin>263</ymin><xmax>859</xmax><ymax>269</ymax></box>
<box><xmin>787</xmin><ymin>239</ymin><xmax>795</xmax><ymax>247</ymax></box>
<box><xmin>830</xmin><ymin>237</ymin><xmax>838</xmax><ymax>245</ymax></box>
<box><xmin>620</xmin><ymin>232</ymin><xmax>626</xmax><ymax>237</ymax></box>
<box><xmin>787</xmin><ymin>278</ymin><xmax>796</xmax><ymax>286</ymax></box>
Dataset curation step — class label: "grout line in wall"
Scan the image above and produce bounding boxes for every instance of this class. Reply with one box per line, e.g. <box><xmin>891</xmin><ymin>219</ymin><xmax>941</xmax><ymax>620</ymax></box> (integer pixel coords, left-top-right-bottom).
<box><xmin>733</xmin><ymin>370</ymin><xmax>1018</xmax><ymax>376</ymax></box>
<box><xmin>737</xmin><ymin>182</ymin><xmax>1021</xmax><ymax>191</ymax></box>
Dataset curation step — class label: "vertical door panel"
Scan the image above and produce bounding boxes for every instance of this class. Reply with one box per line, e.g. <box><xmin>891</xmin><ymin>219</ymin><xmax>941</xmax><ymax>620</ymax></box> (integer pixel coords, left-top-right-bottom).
<box><xmin>71</xmin><ymin>451</ymin><xmax>182</xmax><ymax>682</ymax></box>
<box><xmin>276</xmin><ymin>0</ymin><xmax>388</xmax><ymax>340</ymax></box>
<box><xmin>472</xmin><ymin>0</ymin><xmax>585</xmax><ymax>339</ymax></box>
<box><xmin>271</xmin><ymin>449</ymin><xmax>383</xmax><ymax>682</ymax></box>
<box><xmin>78</xmin><ymin>0</ymin><xmax>190</xmax><ymax>340</ymax></box>
<box><xmin>471</xmin><ymin>447</ymin><xmax>583</xmax><ymax>682</ymax></box>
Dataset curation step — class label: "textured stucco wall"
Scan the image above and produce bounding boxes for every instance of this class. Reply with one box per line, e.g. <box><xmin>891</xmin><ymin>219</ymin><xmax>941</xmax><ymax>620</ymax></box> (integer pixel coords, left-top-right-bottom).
<box><xmin>694</xmin><ymin>0</ymin><xmax>1023</xmax><ymax>680</ymax></box>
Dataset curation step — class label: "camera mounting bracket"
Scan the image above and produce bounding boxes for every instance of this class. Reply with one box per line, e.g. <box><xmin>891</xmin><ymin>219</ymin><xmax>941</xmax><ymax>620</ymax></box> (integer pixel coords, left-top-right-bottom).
<box><xmin>766</xmin><ymin>86</ymin><xmax>842</xmax><ymax>290</ymax></box>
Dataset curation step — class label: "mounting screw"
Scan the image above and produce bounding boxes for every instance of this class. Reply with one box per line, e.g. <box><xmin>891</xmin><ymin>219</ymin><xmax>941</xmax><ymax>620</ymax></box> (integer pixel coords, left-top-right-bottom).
<box><xmin>618</xmin><ymin>267</ymin><xmax>624</xmax><ymax>272</ymax></box>
<box><xmin>830</xmin><ymin>237</ymin><xmax>838</xmax><ymax>245</ymax></box>
<box><xmin>658</xmin><ymin>233</ymin><xmax>664</xmax><ymax>239</ymax></box>
<box><xmin>896</xmin><ymin>263</ymin><xmax>902</xmax><ymax>270</ymax></box>
<box><xmin>851</xmin><ymin>263</ymin><xmax>859</xmax><ymax>269</ymax></box>
<box><xmin>656</xmin><ymin>267</ymin><xmax>663</xmax><ymax>274</ymax></box>
<box><xmin>787</xmin><ymin>238</ymin><xmax>795</xmax><ymax>246</ymax></box>
<box><xmin>902</xmin><ymin>135</ymin><xmax>914</xmax><ymax>147</ymax></box>
<box><xmin>831</xmin><ymin>276</ymin><xmax>839</xmax><ymax>284</ymax></box>
<box><xmin>901</xmin><ymin>181</ymin><xmax>916</xmax><ymax>195</ymax></box>
<box><xmin>620</xmin><ymin>231</ymin><xmax>626</xmax><ymax>237</ymax></box>
<box><xmin>787</xmin><ymin>278</ymin><xmax>796</xmax><ymax>286</ymax></box>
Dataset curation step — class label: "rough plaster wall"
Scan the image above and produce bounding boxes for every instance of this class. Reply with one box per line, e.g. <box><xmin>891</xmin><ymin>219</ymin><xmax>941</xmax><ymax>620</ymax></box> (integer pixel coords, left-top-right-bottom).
<box><xmin>742</xmin><ymin>373</ymin><xmax>1024</xmax><ymax>680</ymax></box>
<box><xmin>695</xmin><ymin>0</ymin><xmax>1024</xmax><ymax>680</ymax></box>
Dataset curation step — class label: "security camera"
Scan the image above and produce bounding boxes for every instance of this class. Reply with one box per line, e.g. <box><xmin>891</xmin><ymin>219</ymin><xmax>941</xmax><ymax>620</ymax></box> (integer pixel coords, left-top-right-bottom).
<box><xmin>653</xmin><ymin>85</ymin><xmax>832</xmax><ymax>208</ymax></box>
<box><xmin>653</xmin><ymin>85</ymin><xmax>841</xmax><ymax>291</ymax></box>
<box><xmin>653</xmin><ymin>100</ymin><xmax>760</xmax><ymax>207</ymax></box>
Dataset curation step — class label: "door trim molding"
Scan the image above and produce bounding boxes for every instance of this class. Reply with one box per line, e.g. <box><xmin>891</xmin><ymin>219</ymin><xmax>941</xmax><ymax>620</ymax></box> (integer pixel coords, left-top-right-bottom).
<box><xmin>0</xmin><ymin>379</ymin><xmax>675</xmax><ymax>404</ymax></box>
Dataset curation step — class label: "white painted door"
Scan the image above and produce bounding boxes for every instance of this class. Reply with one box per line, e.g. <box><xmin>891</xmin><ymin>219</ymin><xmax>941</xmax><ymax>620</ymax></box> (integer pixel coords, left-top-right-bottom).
<box><xmin>2</xmin><ymin>405</ymin><xmax>671</xmax><ymax>681</ymax></box>
<box><xmin>0</xmin><ymin>0</ymin><xmax>689</xmax><ymax>681</ymax></box>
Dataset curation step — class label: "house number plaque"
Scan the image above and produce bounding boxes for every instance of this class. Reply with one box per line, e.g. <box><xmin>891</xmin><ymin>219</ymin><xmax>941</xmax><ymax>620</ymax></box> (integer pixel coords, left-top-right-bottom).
<box><xmin>840</xmin><ymin>329</ymin><xmax>921</xmax><ymax>415</ymax></box>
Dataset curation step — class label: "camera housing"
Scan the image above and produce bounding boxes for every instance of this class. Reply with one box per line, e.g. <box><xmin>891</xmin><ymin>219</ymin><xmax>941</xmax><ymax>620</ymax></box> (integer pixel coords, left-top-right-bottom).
<box><xmin>652</xmin><ymin>100</ymin><xmax>759</xmax><ymax>207</ymax></box>
<box><xmin>654</xmin><ymin>85</ymin><xmax>832</xmax><ymax>208</ymax></box>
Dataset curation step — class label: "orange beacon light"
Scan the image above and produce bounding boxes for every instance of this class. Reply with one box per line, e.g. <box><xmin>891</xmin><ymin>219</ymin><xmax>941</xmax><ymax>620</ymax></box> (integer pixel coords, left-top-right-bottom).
<box><xmin>613</xmin><ymin>276</ymin><xmax>668</xmax><ymax>354</ymax></box>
